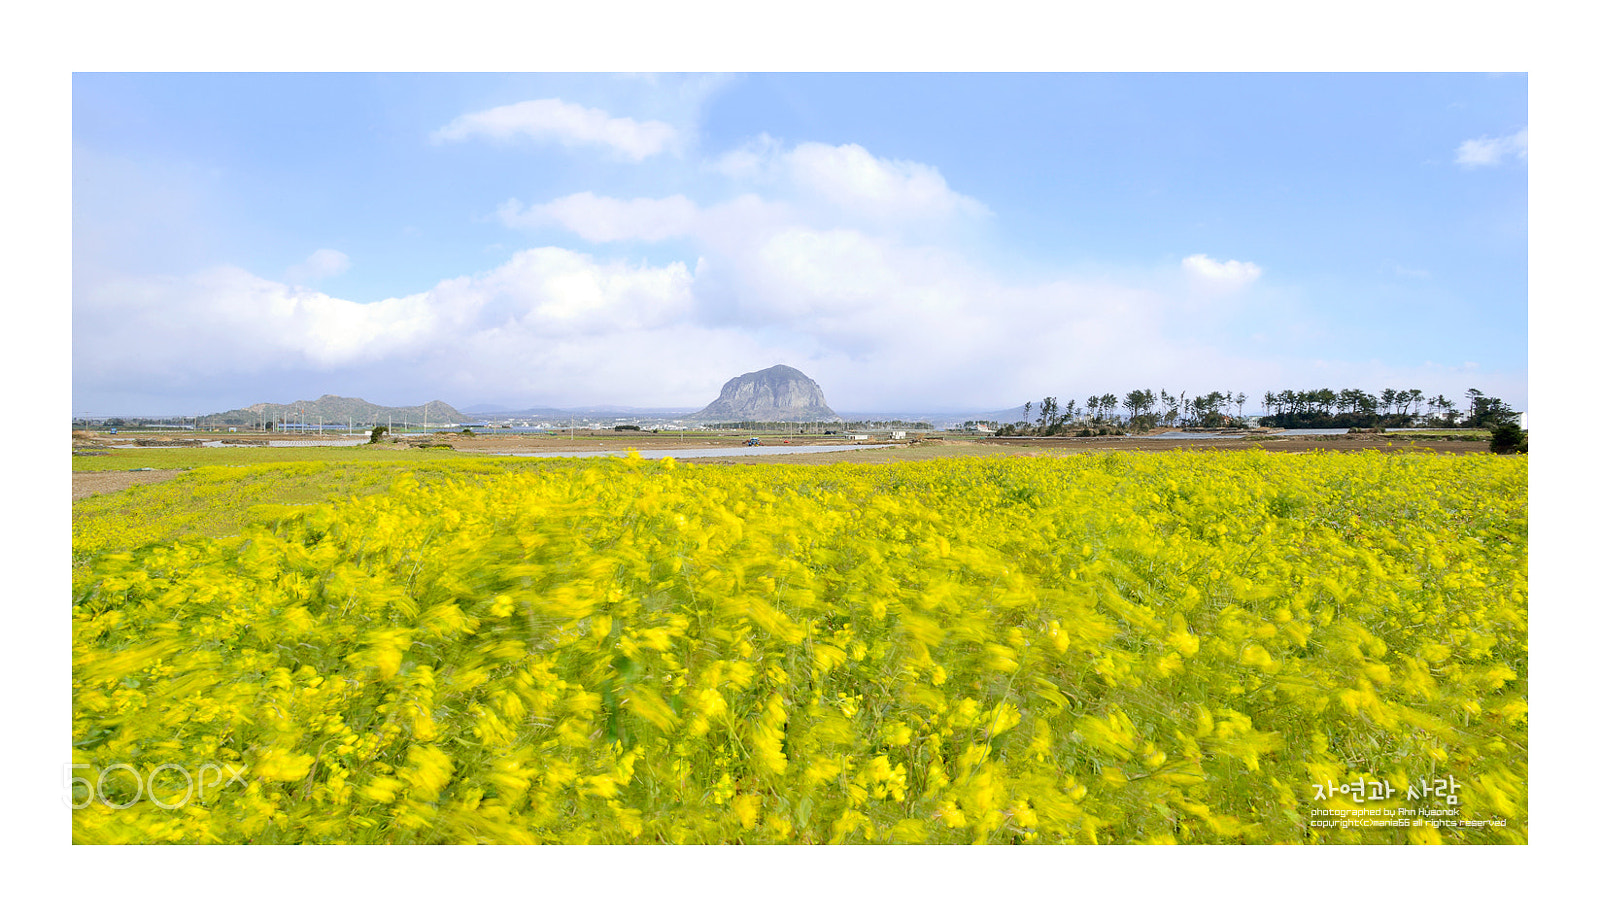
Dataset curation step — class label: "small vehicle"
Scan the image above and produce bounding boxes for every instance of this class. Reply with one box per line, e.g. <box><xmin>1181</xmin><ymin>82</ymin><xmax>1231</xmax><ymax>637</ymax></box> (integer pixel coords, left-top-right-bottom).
<box><xmin>745</xmin><ymin>437</ymin><xmax>761</xmax><ymax>446</ymax></box>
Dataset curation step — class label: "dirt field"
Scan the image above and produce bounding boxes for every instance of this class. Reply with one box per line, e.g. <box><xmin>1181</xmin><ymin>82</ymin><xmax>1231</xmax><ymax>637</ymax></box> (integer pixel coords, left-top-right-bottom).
<box><xmin>72</xmin><ymin>469</ymin><xmax>184</xmax><ymax>501</ymax></box>
<box><xmin>69</xmin><ymin>429</ymin><xmax>1494</xmax><ymax>496</ymax></box>
<box><xmin>444</xmin><ymin>432</ymin><xmax>1485</xmax><ymax>457</ymax></box>
<box><xmin>78</xmin><ymin>428</ymin><xmax>1490</xmax><ymax>458</ymax></box>
<box><xmin>442</xmin><ymin>433</ymin><xmax>806</xmax><ymax>454</ymax></box>
<box><xmin>976</xmin><ymin>432</ymin><xmax>1490</xmax><ymax>455</ymax></box>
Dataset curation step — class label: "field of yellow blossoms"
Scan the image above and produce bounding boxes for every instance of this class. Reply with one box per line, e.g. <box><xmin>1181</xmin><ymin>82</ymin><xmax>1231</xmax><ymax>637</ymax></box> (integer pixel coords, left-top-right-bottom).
<box><xmin>71</xmin><ymin>451</ymin><xmax>1526</xmax><ymax>843</ymax></box>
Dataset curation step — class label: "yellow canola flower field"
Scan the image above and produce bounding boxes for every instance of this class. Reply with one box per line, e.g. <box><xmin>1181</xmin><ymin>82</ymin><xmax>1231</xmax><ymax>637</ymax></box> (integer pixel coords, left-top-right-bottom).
<box><xmin>71</xmin><ymin>451</ymin><xmax>1526</xmax><ymax>843</ymax></box>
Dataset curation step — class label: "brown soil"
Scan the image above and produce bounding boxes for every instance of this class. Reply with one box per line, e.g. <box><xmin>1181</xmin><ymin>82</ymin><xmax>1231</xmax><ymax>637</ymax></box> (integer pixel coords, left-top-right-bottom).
<box><xmin>73</xmin><ymin>469</ymin><xmax>184</xmax><ymax>501</ymax></box>
<box><xmin>446</xmin><ymin>433</ymin><xmax>812</xmax><ymax>454</ymax></box>
<box><xmin>439</xmin><ymin>430</ymin><xmax>1491</xmax><ymax>458</ymax></box>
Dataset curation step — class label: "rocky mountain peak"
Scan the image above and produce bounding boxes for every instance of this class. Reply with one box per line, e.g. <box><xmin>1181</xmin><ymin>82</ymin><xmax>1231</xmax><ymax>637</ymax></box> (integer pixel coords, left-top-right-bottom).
<box><xmin>687</xmin><ymin>365</ymin><xmax>840</xmax><ymax>423</ymax></box>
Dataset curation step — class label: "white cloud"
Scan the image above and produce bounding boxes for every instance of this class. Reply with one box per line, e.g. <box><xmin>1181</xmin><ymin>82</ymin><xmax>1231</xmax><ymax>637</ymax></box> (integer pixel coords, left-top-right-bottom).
<box><xmin>499</xmin><ymin>192</ymin><xmax>700</xmax><ymax>242</ymax></box>
<box><xmin>81</xmin><ymin>265</ymin><xmax>438</xmax><ymax>371</ymax></box>
<box><xmin>615</xmin><ymin>72</ymin><xmax>734</xmax><ymax>123</ymax></box>
<box><xmin>286</xmin><ymin>248</ymin><xmax>350</xmax><ymax>284</ymax></box>
<box><xmin>432</xmin><ymin>99</ymin><xmax>679</xmax><ymax>161</ymax></box>
<box><xmin>468</xmin><ymin>248</ymin><xmax>696</xmax><ymax>336</ymax></box>
<box><xmin>74</xmin><ymin>249</ymin><xmax>697</xmax><ymax>389</ymax></box>
<box><xmin>1182</xmin><ymin>253</ymin><xmax>1263</xmax><ymax>290</ymax></box>
<box><xmin>498</xmin><ymin>139</ymin><xmax>987</xmax><ymax>266</ymax></box>
<box><xmin>462</xmin><ymin>148</ymin><xmax>1275</xmax><ymax>407</ymax></box>
<box><xmin>1455</xmin><ymin>127</ymin><xmax>1528</xmax><ymax>168</ymax></box>
<box><xmin>78</xmin><ymin>230</ymin><xmax>1521</xmax><ymax>415</ymax></box>
<box><xmin>711</xmin><ymin>133</ymin><xmax>785</xmax><ymax>181</ymax></box>
<box><xmin>711</xmin><ymin>138</ymin><xmax>988</xmax><ymax>226</ymax></box>
<box><xmin>77</xmin><ymin>228</ymin><xmax>1237</xmax><ymax>411</ymax></box>
<box><xmin>786</xmin><ymin>142</ymin><xmax>989</xmax><ymax>222</ymax></box>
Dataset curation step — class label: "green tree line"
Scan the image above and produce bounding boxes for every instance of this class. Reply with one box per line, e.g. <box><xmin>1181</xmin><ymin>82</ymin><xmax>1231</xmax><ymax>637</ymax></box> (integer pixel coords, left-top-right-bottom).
<box><xmin>995</xmin><ymin>386</ymin><xmax>1522</xmax><ymax>438</ymax></box>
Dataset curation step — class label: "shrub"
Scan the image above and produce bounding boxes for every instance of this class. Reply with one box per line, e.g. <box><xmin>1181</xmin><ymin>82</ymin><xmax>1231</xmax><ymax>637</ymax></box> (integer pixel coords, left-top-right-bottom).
<box><xmin>1490</xmin><ymin>423</ymin><xmax>1528</xmax><ymax>454</ymax></box>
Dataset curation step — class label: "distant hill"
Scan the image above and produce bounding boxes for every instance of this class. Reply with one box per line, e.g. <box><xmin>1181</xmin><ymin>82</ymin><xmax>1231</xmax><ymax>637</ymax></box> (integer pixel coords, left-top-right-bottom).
<box><xmin>466</xmin><ymin>405</ymin><xmax>699</xmax><ymax>421</ymax></box>
<box><xmin>203</xmin><ymin>395</ymin><xmax>470</xmax><ymax>428</ymax></box>
<box><xmin>462</xmin><ymin>405</ymin><xmax>568</xmax><ymax>420</ymax></box>
<box><xmin>836</xmin><ymin>407</ymin><xmax>1023</xmax><ymax>428</ymax></box>
<box><xmin>684</xmin><ymin>365</ymin><xmax>841</xmax><ymax>423</ymax></box>
<box><xmin>195</xmin><ymin>388</ymin><xmax>1013</xmax><ymax>431</ymax></box>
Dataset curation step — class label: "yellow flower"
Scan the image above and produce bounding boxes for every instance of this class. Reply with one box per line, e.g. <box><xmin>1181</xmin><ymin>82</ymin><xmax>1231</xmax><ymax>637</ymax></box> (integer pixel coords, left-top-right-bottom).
<box><xmin>403</xmin><ymin>745</ymin><xmax>454</xmax><ymax>801</ymax></box>
<box><xmin>730</xmin><ymin>794</ymin><xmax>761</xmax><ymax>829</ymax></box>
<box><xmin>252</xmin><ymin>748</ymin><xmax>314</xmax><ymax>783</ymax></box>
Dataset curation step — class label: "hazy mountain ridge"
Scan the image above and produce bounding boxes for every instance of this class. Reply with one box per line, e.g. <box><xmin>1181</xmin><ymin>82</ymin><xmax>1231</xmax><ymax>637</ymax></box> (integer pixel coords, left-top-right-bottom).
<box><xmin>194</xmin><ymin>374</ymin><xmax>1016</xmax><ymax>429</ymax></box>
<box><xmin>206</xmin><ymin>395</ymin><xmax>470</xmax><ymax>427</ymax></box>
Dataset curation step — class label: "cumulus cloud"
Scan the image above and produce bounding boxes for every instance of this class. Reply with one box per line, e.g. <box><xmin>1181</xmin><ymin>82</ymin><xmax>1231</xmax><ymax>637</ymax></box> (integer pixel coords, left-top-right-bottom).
<box><xmin>83</xmin><ymin>265</ymin><xmax>438</xmax><ymax>371</ymax></box>
<box><xmin>1182</xmin><ymin>253</ymin><xmax>1263</xmax><ymax>290</ymax></box>
<box><xmin>1455</xmin><ymin>128</ymin><xmax>1528</xmax><ymax>168</ymax></box>
<box><xmin>286</xmin><ymin>248</ymin><xmax>350</xmax><ymax>284</ymax></box>
<box><xmin>786</xmin><ymin>142</ymin><xmax>989</xmax><ymax>222</ymax></box>
<box><xmin>711</xmin><ymin>133</ymin><xmax>785</xmax><ymax>181</ymax></box>
<box><xmin>77</xmin><ymin>228</ymin><xmax>1236</xmax><ymax>412</ymax></box>
<box><xmin>457</xmin><ymin>140</ymin><xmax>1272</xmax><ymax>408</ymax></box>
<box><xmin>499</xmin><ymin>192</ymin><xmax>700</xmax><ymax>242</ymax></box>
<box><xmin>80</xmin><ymin>228</ymin><xmax>1506</xmax><ymax>415</ymax></box>
<box><xmin>494</xmin><ymin>139</ymin><xmax>989</xmax><ymax>292</ymax></box>
<box><xmin>711</xmin><ymin>138</ymin><xmax>987</xmax><ymax>226</ymax></box>
<box><xmin>75</xmin><ymin>249</ymin><xmax>698</xmax><ymax>394</ymax></box>
<box><xmin>469</xmin><ymin>248</ymin><xmax>696</xmax><ymax>335</ymax></box>
<box><xmin>87</xmin><ymin>122</ymin><xmax>1432</xmax><ymax>415</ymax></box>
<box><xmin>432</xmin><ymin>98</ymin><xmax>679</xmax><ymax>161</ymax></box>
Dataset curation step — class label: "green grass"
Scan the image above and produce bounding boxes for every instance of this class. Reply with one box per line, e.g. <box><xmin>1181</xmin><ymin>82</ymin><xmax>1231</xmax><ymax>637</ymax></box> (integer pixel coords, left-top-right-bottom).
<box><xmin>1379</xmin><ymin>430</ymin><xmax>1490</xmax><ymax>440</ymax></box>
<box><xmin>71</xmin><ymin>445</ymin><xmax>489</xmax><ymax>472</ymax></box>
<box><xmin>71</xmin><ymin>457</ymin><xmax>574</xmax><ymax>563</ymax></box>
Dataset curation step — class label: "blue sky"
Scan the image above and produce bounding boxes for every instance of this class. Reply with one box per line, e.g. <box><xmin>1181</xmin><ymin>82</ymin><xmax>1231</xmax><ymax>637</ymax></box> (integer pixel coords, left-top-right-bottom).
<box><xmin>72</xmin><ymin>72</ymin><xmax>1528</xmax><ymax>416</ymax></box>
